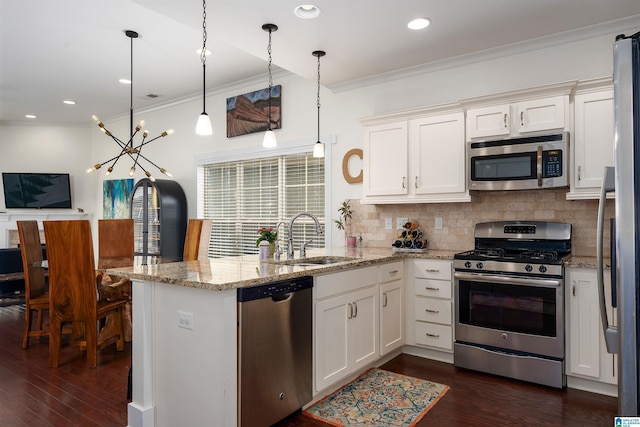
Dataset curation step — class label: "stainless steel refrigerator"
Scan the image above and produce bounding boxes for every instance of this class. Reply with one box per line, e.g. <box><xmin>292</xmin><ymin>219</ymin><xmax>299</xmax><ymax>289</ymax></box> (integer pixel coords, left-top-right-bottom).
<box><xmin>597</xmin><ymin>30</ymin><xmax>640</xmax><ymax>416</ymax></box>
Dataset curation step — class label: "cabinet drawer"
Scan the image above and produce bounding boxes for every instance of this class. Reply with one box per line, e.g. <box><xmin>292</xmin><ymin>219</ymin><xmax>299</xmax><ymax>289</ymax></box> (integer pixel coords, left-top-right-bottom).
<box><xmin>414</xmin><ymin>298</ymin><xmax>451</xmax><ymax>325</ymax></box>
<box><xmin>413</xmin><ymin>259</ymin><xmax>451</xmax><ymax>280</ymax></box>
<box><xmin>414</xmin><ymin>278</ymin><xmax>451</xmax><ymax>299</ymax></box>
<box><xmin>414</xmin><ymin>322</ymin><xmax>452</xmax><ymax>350</ymax></box>
<box><xmin>315</xmin><ymin>266</ymin><xmax>378</xmax><ymax>300</ymax></box>
<box><xmin>379</xmin><ymin>261</ymin><xmax>403</xmax><ymax>283</ymax></box>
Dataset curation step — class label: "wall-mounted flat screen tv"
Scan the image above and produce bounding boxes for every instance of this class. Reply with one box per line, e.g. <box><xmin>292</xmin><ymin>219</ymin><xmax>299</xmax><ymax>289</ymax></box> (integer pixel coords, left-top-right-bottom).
<box><xmin>2</xmin><ymin>173</ymin><xmax>72</xmax><ymax>209</ymax></box>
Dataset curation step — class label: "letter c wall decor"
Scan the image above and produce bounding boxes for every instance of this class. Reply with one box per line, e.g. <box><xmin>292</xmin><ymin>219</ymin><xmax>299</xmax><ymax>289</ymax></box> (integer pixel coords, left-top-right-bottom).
<box><xmin>342</xmin><ymin>148</ymin><xmax>363</xmax><ymax>184</ymax></box>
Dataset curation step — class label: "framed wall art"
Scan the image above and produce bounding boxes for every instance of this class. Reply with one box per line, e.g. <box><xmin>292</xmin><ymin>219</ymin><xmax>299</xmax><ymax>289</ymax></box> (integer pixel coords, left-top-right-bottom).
<box><xmin>226</xmin><ymin>85</ymin><xmax>281</xmax><ymax>138</ymax></box>
<box><xmin>103</xmin><ymin>178</ymin><xmax>134</xmax><ymax>219</ymax></box>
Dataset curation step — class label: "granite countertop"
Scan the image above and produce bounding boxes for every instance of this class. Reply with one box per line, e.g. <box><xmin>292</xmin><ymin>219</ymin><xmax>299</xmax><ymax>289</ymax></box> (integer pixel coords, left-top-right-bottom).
<box><xmin>565</xmin><ymin>255</ymin><xmax>611</xmax><ymax>270</ymax></box>
<box><xmin>105</xmin><ymin>247</ymin><xmax>607</xmax><ymax>292</ymax></box>
<box><xmin>106</xmin><ymin>247</ymin><xmax>458</xmax><ymax>291</ymax></box>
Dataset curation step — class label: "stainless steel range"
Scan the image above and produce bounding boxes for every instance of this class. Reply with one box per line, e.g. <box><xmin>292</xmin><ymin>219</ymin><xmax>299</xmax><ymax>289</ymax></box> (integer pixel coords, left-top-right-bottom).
<box><xmin>453</xmin><ymin>221</ymin><xmax>571</xmax><ymax>389</ymax></box>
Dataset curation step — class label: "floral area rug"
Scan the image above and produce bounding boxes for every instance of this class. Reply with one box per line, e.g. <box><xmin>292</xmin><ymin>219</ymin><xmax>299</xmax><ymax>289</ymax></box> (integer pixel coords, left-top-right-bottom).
<box><xmin>303</xmin><ymin>368</ymin><xmax>449</xmax><ymax>427</ymax></box>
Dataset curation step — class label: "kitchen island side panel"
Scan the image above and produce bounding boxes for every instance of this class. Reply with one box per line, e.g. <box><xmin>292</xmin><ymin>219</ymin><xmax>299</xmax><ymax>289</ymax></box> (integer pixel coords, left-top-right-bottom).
<box><xmin>129</xmin><ymin>279</ymin><xmax>237</xmax><ymax>427</ymax></box>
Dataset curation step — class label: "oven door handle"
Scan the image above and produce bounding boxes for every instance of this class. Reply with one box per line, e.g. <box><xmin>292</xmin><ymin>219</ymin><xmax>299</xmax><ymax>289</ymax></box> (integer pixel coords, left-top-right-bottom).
<box><xmin>454</xmin><ymin>271</ymin><xmax>562</xmax><ymax>288</ymax></box>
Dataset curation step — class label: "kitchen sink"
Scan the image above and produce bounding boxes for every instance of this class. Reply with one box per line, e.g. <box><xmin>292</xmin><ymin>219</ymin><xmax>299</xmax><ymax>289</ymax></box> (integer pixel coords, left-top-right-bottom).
<box><xmin>274</xmin><ymin>256</ymin><xmax>355</xmax><ymax>266</ymax></box>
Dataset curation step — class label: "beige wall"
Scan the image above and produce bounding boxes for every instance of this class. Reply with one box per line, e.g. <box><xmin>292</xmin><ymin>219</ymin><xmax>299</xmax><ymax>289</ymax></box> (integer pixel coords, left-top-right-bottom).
<box><xmin>350</xmin><ymin>189</ymin><xmax>614</xmax><ymax>257</ymax></box>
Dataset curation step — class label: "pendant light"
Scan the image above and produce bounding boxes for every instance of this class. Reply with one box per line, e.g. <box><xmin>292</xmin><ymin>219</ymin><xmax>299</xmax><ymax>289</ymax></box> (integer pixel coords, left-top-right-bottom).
<box><xmin>262</xmin><ymin>23</ymin><xmax>278</xmax><ymax>148</ymax></box>
<box><xmin>87</xmin><ymin>30</ymin><xmax>173</xmax><ymax>181</ymax></box>
<box><xmin>195</xmin><ymin>0</ymin><xmax>213</xmax><ymax>135</ymax></box>
<box><xmin>312</xmin><ymin>50</ymin><xmax>326</xmax><ymax>158</ymax></box>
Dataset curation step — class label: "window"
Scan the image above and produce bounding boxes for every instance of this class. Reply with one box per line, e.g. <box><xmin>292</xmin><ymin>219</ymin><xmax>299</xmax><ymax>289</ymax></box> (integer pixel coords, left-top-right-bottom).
<box><xmin>198</xmin><ymin>152</ymin><xmax>325</xmax><ymax>258</ymax></box>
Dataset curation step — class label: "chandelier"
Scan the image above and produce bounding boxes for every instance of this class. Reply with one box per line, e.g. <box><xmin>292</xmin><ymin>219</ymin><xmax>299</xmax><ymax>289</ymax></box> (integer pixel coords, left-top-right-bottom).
<box><xmin>87</xmin><ymin>30</ymin><xmax>173</xmax><ymax>181</ymax></box>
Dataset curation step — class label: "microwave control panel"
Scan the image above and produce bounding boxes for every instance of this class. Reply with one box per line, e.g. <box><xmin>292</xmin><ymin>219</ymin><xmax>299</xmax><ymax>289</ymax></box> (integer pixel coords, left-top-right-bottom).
<box><xmin>542</xmin><ymin>150</ymin><xmax>563</xmax><ymax>178</ymax></box>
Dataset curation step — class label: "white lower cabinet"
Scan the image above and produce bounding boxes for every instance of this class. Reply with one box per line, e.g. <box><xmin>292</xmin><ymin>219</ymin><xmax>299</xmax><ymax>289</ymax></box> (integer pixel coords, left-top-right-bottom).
<box><xmin>566</xmin><ymin>267</ymin><xmax>617</xmax><ymax>387</ymax></box>
<box><xmin>406</xmin><ymin>259</ymin><xmax>453</xmax><ymax>352</ymax></box>
<box><xmin>379</xmin><ymin>261</ymin><xmax>404</xmax><ymax>356</ymax></box>
<box><xmin>314</xmin><ymin>266</ymin><xmax>379</xmax><ymax>392</ymax></box>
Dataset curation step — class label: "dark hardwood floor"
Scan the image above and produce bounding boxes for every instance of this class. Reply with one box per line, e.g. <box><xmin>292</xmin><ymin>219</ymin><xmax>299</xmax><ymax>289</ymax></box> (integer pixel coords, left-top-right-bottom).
<box><xmin>0</xmin><ymin>304</ymin><xmax>130</xmax><ymax>426</ymax></box>
<box><xmin>0</xmin><ymin>303</ymin><xmax>618</xmax><ymax>426</ymax></box>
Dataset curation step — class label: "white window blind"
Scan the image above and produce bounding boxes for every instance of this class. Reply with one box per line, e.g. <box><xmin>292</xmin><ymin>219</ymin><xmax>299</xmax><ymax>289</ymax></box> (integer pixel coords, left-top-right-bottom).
<box><xmin>199</xmin><ymin>153</ymin><xmax>325</xmax><ymax>258</ymax></box>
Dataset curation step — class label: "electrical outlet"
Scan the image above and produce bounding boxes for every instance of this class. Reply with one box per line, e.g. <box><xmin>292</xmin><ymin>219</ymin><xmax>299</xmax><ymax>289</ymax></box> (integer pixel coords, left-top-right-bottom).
<box><xmin>384</xmin><ymin>218</ymin><xmax>393</xmax><ymax>229</ymax></box>
<box><xmin>397</xmin><ymin>217</ymin><xmax>408</xmax><ymax>229</ymax></box>
<box><xmin>178</xmin><ymin>311</ymin><xmax>194</xmax><ymax>330</ymax></box>
<box><xmin>435</xmin><ymin>217</ymin><xmax>443</xmax><ymax>230</ymax></box>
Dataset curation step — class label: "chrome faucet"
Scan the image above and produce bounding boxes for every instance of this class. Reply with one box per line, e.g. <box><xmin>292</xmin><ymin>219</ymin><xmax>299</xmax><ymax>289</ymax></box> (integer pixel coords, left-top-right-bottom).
<box><xmin>287</xmin><ymin>212</ymin><xmax>324</xmax><ymax>259</ymax></box>
<box><xmin>273</xmin><ymin>221</ymin><xmax>287</xmax><ymax>261</ymax></box>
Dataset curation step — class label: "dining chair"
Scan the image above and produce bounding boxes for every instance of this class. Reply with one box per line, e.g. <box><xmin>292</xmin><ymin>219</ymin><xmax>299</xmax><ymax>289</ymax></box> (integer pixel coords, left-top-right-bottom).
<box><xmin>96</xmin><ymin>219</ymin><xmax>134</xmax><ymax>342</ymax></box>
<box><xmin>17</xmin><ymin>220</ymin><xmax>49</xmax><ymax>349</ymax></box>
<box><xmin>43</xmin><ymin>220</ymin><xmax>126</xmax><ymax>368</ymax></box>
<box><xmin>183</xmin><ymin>219</ymin><xmax>211</xmax><ymax>261</ymax></box>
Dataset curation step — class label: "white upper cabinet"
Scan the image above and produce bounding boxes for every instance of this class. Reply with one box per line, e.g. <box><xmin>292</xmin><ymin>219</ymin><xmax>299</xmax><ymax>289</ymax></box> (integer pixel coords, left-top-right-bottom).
<box><xmin>361</xmin><ymin>107</ymin><xmax>472</xmax><ymax>204</ymax></box>
<box><xmin>410</xmin><ymin>113</ymin><xmax>466</xmax><ymax>196</ymax></box>
<box><xmin>362</xmin><ymin>122</ymin><xmax>408</xmax><ymax>197</ymax></box>
<box><xmin>466</xmin><ymin>95</ymin><xmax>568</xmax><ymax>141</ymax></box>
<box><xmin>568</xmin><ymin>80</ymin><xmax>614</xmax><ymax>200</ymax></box>
<box><xmin>465</xmin><ymin>104</ymin><xmax>511</xmax><ymax>138</ymax></box>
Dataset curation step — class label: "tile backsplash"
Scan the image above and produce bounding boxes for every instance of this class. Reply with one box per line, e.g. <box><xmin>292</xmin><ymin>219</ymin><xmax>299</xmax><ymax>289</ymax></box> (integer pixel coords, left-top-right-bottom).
<box><xmin>349</xmin><ymin>189</ymin><xmax>613</xmax><ymax>257</ymax></box>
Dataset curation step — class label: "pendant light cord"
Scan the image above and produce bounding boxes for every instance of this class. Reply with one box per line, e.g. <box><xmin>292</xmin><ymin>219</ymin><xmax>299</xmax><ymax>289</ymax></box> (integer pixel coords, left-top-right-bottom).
<box><xmin>267</xmin><ymin>28</ymin><xmax>273</xmax><ymax>131</ymax></box>
<box><xmin>201</xmin><ymin>0</ymin><xmax>207</xmax><ymax>112</ymax></box>
<box><xmin>129</xmin><ymin>33</ymin><xmax>134</xmax><ymax>148</ymax></box>
<box><xmin>316</xmin><ymin>54</ymin><xmax>321</xmax><ymax>141</ymax></box>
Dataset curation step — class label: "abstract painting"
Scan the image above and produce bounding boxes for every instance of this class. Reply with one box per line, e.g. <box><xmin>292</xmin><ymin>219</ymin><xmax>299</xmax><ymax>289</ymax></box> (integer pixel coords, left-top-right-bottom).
<box><xmin>103</xmin><ymin>179</ymin><xmax>134</xmax><ymax>219</ymax></box>
<box><xmin>226</xmin><ymin>85</ymin><xmax>281</xmax><ymax>138</ymax></box>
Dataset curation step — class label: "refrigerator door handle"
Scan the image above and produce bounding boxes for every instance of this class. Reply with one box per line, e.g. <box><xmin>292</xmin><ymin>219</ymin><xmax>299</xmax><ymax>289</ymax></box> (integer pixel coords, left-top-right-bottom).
<box><xmin>596</xmin><ymin>166</ymin><xmax>618</xmax><ymax>354</ymax></box>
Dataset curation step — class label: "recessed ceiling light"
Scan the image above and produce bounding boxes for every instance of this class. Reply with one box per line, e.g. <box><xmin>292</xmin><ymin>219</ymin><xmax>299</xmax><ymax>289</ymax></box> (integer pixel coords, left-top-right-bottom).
<box><xmin>63</xmin><ymin>100</ymin><xmax>76</xmax><ymax>105</ymax></box>
<box><xmin>196</xmin><ymin>48</ymin><xmax>212</xmax><ymax>56</ymax></box>
<box><xmin>25</xmin><ymin>114</ymin><xmax>36</xmax><ymax>119</ymax></box>
<box><xmin>119</xmin><ymin>78</ymin><xmax>132</xmax><ymax>84</ymax></box>
<box><xmin>294</xmin><ymin>4</ymin><xmax>320</xmax><ymax>19</ymax></box>
<box><xmin>408</xmin><ymin>17</ymin><xmax>431</xmax><ymax>30</ymax></box>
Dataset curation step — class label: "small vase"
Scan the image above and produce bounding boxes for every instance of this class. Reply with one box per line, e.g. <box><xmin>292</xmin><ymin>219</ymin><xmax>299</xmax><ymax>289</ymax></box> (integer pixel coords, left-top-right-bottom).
<box><xmin>346</xmin><ymin>236</ymin><xmax>357</xmax><ymax>247</ymax></box>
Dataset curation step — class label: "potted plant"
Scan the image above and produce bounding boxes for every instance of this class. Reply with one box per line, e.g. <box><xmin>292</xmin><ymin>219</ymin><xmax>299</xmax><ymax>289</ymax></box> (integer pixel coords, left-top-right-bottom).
<box><xmin>255</xmin><ymin>226</ymin><xmax>278</xmax><ymax>255</ymax></box>
<box><xmin>334</xmin><ymin>199</ymin><xmax>356</xmax><ymax>247</ymax></box>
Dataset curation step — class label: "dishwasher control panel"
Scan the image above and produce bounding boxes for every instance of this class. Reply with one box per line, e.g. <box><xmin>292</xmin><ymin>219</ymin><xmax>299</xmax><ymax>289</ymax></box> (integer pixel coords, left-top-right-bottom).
<box><xmin>237</xmin><ymin>276</ymin><xmax>313</xmax><ymax>302</ymax></box>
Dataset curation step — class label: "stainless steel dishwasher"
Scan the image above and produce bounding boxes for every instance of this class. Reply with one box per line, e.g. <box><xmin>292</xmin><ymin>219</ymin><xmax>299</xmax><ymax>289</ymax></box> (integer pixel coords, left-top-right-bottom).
<box><xmin>237</xmin><ymin>276</ymin><xmax>313</xmax><ymax>427</ymax></box>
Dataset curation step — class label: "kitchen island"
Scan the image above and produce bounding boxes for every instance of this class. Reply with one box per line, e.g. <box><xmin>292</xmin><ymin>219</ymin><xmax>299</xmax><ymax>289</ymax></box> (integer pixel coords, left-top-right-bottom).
<box><xmin>106</xmin><ymin>247</ymin><xmax>457</xmax><ymax>427</ymax></box>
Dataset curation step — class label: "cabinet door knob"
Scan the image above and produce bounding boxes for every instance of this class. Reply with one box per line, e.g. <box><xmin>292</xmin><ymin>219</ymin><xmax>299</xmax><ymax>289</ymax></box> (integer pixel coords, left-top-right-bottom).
<box><xmin>425</xmin><ymin>286</ymin><xmax>440</xmax><ymax>291</ymax></box>
<box><xmin>577</xmin><ymin>165</ymin><xmax>582</xmax><ymax>181</ymax></box>
<box><xmin>503</xmin><ymin>113</ymin><xmax>508</xmax><ymax>128</ymax></box>
<box><xmin>414</xmin><ymin>176</ymin><xmax>419</xmax><ymax>188</ymax></box>
<box><xmin>348</xmin><ymin>302</ymin><xmax>353</xmax><ymax>319</ymax></box>
<box><xmin>425</xmin><ymin>269</ymin><xmax>440</xmax><ymax>273</ymax></box>
<box><xmin>353</xmin><ymin>301</ymin><xmax>358</xmax><ymax>318</ymax></box>
<box><xmin>425</xmin><ymin>308</ymin><xmax>440</xmax><ymax>314</ymax></box>
<box><xmin>402</xmin><ymin>177</ymin><xmax>406</xmax><ymax>189</ymax></box>
<box><xmin>425</xmin><ymin>333</ymin><xmax>440</xmax><ymax>338</ymax></box>
<box><xmin>520</xmin><ymin>111</ymin><xmax>525</xmax><ymax>126</ymax></box>
<box><xmin>383</xmin><ymin>293</ymin><xmax>388</xmax><ymax>307</ymax></box>
<box><xmin>389</xmin><ymin>270</ymin><xmax>399</xmax><ymax>274</ymax></box>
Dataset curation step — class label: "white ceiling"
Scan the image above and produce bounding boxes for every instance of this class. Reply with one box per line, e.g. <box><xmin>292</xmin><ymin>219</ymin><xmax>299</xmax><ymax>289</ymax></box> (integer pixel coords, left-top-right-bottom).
<box><xmin>2</xmin><ymin>0</ymin><xmax>640</xmax><ymax>127</ymax></box>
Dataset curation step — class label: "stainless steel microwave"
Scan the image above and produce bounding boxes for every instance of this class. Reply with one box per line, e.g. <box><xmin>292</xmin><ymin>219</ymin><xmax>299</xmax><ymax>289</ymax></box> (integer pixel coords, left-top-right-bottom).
<box><xmin>468</xmin><ymin>132</ymin><xmax>569</xmax><ymax>191</ymax></box>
